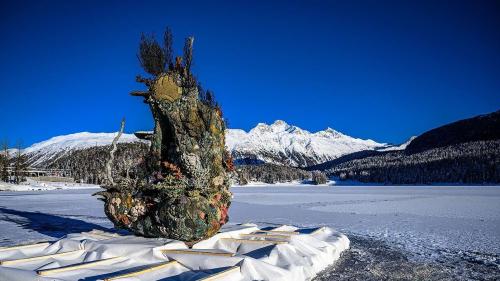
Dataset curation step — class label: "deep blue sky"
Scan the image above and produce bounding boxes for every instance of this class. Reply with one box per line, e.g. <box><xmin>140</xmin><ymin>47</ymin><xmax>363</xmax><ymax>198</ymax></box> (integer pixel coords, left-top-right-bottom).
<box><xmin>1</xmin><ymin>0</ymin><xmax>499</xmax><ymax>147</ymax></box>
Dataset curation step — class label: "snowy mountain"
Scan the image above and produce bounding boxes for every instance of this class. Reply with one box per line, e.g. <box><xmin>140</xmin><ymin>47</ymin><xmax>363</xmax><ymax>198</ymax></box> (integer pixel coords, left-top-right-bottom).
<box><xmin>21</xmin><ymin>121</ymin><xmax>395</xmax><ymax>168</ymax></box>
<box><xmin>226</xmin><ymin>120</ymin><xmax>388</xmax><ymax>167</ymax></box>
<box><xmin>23</xmin><ymin>132</ymin><xmax>143</xmax><ymax>167</ymax></box>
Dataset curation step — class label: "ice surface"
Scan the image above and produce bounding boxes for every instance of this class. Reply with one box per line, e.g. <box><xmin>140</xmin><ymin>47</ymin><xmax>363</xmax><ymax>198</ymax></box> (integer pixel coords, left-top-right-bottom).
<box><xmin>0</xmin><ymin>179</ymin><xmax>100</xmax><ymax>191</ymax></box>
<box><xmin>0</xmin><ymin>185</ymin><xmax>499</xmax><ymax>280</ymax></box>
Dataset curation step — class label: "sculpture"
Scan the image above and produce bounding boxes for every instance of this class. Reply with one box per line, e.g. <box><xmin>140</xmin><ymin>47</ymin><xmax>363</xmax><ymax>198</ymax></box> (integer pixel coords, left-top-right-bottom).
<box><xmin>96</xmin><ymin>28</ymin><xmax>233</xmax><ymax>243</ymax></box>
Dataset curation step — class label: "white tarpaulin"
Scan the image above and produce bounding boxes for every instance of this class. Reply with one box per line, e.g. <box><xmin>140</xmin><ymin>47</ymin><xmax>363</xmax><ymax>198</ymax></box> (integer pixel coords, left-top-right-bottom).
<box><xmin>0</xmin><ymin>224</ymin><xmax>349</xmax><ymax>281</ymax></box>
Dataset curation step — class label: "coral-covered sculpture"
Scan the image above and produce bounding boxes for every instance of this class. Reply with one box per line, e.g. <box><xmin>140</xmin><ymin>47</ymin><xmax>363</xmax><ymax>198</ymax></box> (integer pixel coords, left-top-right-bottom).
<box><xmin>96</xmin><ymin>28</ymin><xmax>233</xmax><ymax>243</ymax></box>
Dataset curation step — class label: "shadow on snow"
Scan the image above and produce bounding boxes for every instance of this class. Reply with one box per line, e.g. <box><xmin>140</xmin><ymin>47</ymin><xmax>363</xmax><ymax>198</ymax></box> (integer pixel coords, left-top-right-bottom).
<box><xmin>0</xmin><ymin>207</ymin><xmax>113</xmax><ymax>239</ymax></box>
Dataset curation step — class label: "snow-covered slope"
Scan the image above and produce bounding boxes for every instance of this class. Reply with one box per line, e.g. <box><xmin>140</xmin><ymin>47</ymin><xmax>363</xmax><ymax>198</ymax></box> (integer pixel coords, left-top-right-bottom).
<box><xmin>227</xmin><ymin>120</ymin><xmax>388</xmax><ymax>167</ymax></box>
<box><xmin>377</xmin><ymin>136</ymin><xmax>417</xmax><ymax>152</ymax></box>
<box><xmin>21</xmin><ymin>121</ymin><xmax>393</xmax><ymax>168</ymax></box>
<box><xmin>24</xmin><ymin>132</ymin><xmax>142</xmax><ymax>166</ymax></box>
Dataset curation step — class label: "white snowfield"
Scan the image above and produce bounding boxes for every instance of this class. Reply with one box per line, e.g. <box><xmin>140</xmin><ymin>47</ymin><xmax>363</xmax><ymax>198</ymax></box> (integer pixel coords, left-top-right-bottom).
<box><xmin>0</xmin><ymin>225</ymin><xmax>349</xmax><ymax>281</ymax></box>
<box><xmin>23</xmin><ymin>132</ymin><xmax>145</xmax><ymax>166</ymax></box>
<box><xmin>0</xmin><ymin>179</ymin><xmax>100</xmax><ymax>191</ymax></box>
<box><xmin>0</xmin><ymin>186</ymin><xmax>498</xmax><ymax>279</ymax></box>
<box><xmin>376</xmin><ymin>136</ymin><xmax>416</xmax><ymax>152</ymax></box>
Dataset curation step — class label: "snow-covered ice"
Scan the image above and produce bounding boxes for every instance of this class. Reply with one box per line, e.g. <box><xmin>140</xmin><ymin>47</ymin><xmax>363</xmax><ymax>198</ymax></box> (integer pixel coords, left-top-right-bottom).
<box><xmin>0</xmin><ymin>179</ymin><xmax>100</xmax><ymax>191</ymax></box>
<box><xmin>231</xmin><ymin>185</ymin><xmax>500</xmax><ymax>257</ymax></box>
<box><xmin>0</xmin><ymin>185</ymin><xmax>499</xmax><ymax>280</ymax></box>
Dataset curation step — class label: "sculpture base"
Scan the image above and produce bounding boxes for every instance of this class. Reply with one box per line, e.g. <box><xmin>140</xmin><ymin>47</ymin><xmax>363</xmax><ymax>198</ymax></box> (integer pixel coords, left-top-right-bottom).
<box><xmin>100</xmin><ymin>186</ymin><xmax>231</xmax><ymax>242</ymax></box>
<box><xmin>0</xmin><ymin>224</ymin><xmax>349</xmax><ymax>281</ymax></box>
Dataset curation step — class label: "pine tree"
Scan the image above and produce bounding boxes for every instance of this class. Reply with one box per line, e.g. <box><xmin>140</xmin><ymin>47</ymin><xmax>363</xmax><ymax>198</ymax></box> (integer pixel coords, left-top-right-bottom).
<box><xmin>1</xmin><ymin>140</ymin><xmax>9</xmax><ymax>182</ymax></box>
<box><xmin>312</xmin><ymin>171</ymin><xmax>328</xmax><ymax>184</ymax></box>
<box><xmin>13</xmin><ymin>142</ymin><xmax>28</xmax><ymax>184</ymax></box>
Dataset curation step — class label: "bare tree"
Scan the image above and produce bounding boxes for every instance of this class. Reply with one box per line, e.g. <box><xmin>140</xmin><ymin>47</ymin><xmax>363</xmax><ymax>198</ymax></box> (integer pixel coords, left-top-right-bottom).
<box><xmin>106</xmin><ymin>118</ymin><xmax>125</xmax><ymax>186</ymax></box>
<box><xmin>138</xmin><ymin>34</ymin><xmax>165</xmax><ymax>76</ymax></box>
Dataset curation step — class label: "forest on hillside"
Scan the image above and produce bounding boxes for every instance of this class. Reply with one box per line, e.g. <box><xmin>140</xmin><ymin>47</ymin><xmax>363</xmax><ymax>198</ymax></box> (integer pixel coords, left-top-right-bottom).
<box><xmin>47</xmin><ymin>143</ymin><xmax>149</xmax><ymax>184</ymax></box>
<box><xmin>323</xmin><ymin>140</ymin><xmax>500</xmax><ymax>184</ymax></box>
<box><xmin>44</xmin><ymin>144</ymin><xmax>318</xmax><ymax>185</ymax></box>
<box><xmin>234</xmin><ymin>163</ymin><xmax>312</xmax><ymax>184</ymax></box>
<box><xmin>17</xmin><ymin>139</ymin><xmax>500</xmax><ymax>185</ymax></box>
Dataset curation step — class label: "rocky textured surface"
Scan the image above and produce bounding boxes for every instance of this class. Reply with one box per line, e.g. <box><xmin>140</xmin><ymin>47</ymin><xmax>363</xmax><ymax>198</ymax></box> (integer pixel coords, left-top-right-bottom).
<box><xmin>95</xmin><ymin>33</ymin><xmax>232</xmax><ymax>243</ymax></box>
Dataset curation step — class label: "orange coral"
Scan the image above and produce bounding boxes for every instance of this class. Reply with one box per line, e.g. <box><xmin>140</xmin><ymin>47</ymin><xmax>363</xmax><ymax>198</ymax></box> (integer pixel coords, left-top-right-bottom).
<box><xmin>198</xmin><ymin>211</ymin><xmax>206</xmax><ymax>220</ymax></box>
<box><xmin>118</xmin><ymin>214</ymin><xmax>130</xmax><ymax>226</ymax></box>
<box><xmin>219</xmin><ymin>205</ymin><xmax>228</xmax><ymax>225</ymax></box>
<box><xmin>223</xmin><ymin>151</ymin><xmax>235</xmax><ymax>172</ymax></box>
<box><xmin>162</xmin><ymin>161</ymin><xmax>183</xmax><ymax>179</ymax></box>
<box><xmin>215</xmin><ymin>106</ymin><xmax>223</xmax><ymax>117</ymax></box>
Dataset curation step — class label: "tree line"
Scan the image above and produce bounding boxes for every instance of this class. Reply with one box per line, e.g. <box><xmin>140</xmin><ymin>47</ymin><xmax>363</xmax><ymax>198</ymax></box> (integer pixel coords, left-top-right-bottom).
<box><xmin>47</xmin><ymin>142</ymin><xmax>149</xmax><ymax>184</ymax></box>
<box><xmin>0</xmin><ymin>140</ymin><xmax>29</xmax><ymax>184</ymax></box>
<box><xmin>234</xmin><ymin>163</ymin><xmax>314</xmax><ymax>185</ymax></box>
<box><xmin>46</xmin><ymin>147</ymin><xmax>325</xmax><ymax>185</ymax></box>
<box><xmin>324</xmin><ymin>140</ymin><xmax>500</xmax><ymax>184</ymax></box>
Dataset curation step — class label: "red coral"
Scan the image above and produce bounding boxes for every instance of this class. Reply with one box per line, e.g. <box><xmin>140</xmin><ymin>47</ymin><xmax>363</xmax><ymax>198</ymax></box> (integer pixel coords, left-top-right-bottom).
<box><xmin>219</xmin><ymin>205</ymin><xmax>228</xmax><ymax>225</ymax></box>
<box><xmin>118</xmin><ymin>214</ymin><xmax>130</xmax><ymax>226</ymax></box>
<box><xmin>223</xmin><ymin>151</ymin><xmax>235</xmax><ymax>172</ymax></box>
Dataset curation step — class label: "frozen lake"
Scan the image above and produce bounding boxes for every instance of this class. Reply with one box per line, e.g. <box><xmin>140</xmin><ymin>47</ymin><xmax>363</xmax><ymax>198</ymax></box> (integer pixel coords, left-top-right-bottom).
<box><xmin>231</xmin><ymin>185</ymin><xmax>500</xmax><ymax>257</ymax></box>
<box><xmin>0</xmin><ymin>185</ymin><xmax>499</xmax><ymax>279</ymax></box>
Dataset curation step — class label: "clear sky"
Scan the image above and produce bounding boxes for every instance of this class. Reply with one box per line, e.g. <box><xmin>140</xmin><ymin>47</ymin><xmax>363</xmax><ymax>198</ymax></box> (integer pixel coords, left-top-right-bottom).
<box><xmin>1</xmin><ymin>0</ymin><xmax>499</xmax><ymax>147</ymax></box>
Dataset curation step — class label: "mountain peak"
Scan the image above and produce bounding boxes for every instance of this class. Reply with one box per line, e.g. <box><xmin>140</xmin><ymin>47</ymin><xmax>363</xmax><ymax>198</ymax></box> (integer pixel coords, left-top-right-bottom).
<box><xmin>271</xmin><ymin>120</ymin><xmax>288</xmax><ymax>127</ymax></box>
<box><xmin>312</xmin><ymin>127</ymin><xmax>344</xmax><ymax>139</ymax></box>
<box><xmin>250</xmin><ymin>120</ymin><xmax>292</xmax><ymax>133</ymax></box>
<box><xmin>228</xmin><ymin>120</ymin><xmax>385</xmax><ymax>167</ymax></box>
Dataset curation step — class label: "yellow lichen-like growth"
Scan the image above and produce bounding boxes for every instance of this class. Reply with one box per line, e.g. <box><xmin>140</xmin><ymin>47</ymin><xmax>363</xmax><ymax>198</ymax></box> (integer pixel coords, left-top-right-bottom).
<box><xmin>126</xmin><ymin>193</ymin><xmax>133</xmax><ymax>208</ymax></box>
<box><xmin>153</xmin><ymin>74</ymin><xmax>182</xmax><ymax>102</ymax></box>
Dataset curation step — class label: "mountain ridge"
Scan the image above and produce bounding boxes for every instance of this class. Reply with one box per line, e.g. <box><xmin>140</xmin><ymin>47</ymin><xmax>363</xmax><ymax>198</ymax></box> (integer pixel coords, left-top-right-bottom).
<box><xmin>19</xmin><ymin>120</ymin><xmax>404</xmax><ymax>168</ymax></box>
<box><xmin>226</xmin><ymin>120</ymin><xmax>390</xmax><ymax>167</ymax></box>
<box><xmin>317</xmin><ymin>110</ymin><xmax>500</xmax><ymax>184</ymax></box>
